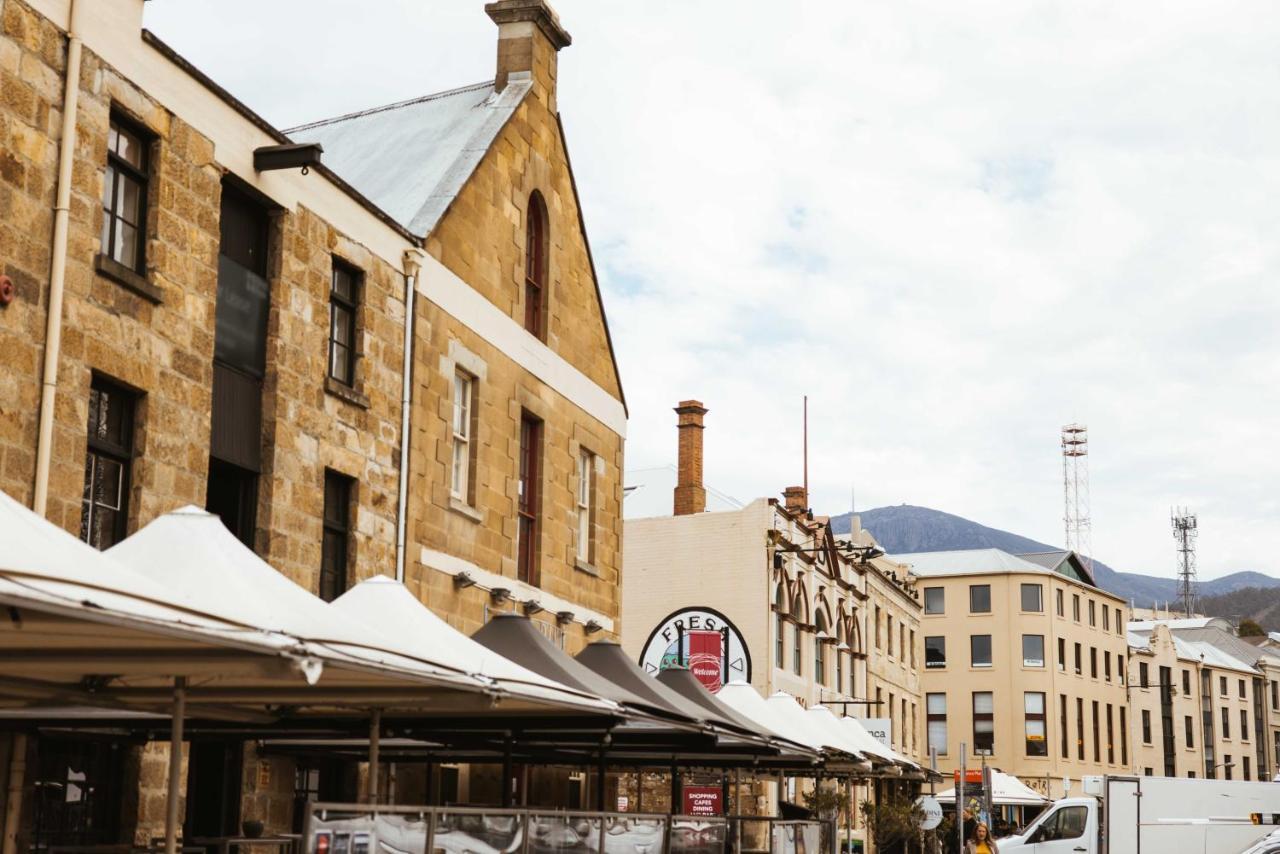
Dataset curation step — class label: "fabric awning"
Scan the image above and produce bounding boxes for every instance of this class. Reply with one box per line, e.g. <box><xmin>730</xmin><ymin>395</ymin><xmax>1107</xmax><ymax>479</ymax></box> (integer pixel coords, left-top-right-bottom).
<box><xmin>765</xmin><ymin>692</ymin><xmax>864</xmax><ymax>760</ymax></box>
<box><xmin>472</xmin><ymin>614</ymin><xmax>688</xmax><ymax>721</ymax></box>
<box><xmin>716</xmin><ymin>682</ymin><xmax>823</xmax><ymax>750</ymax></box>
<box><xmin>935</xmin><ymin>769</ymin><xmax>1049</xmax><ymax>806</ymax></box>
<box><xmin>332</xmin><ymin>577</ymin><xmax>615</xmax><ymax>713</ymax></box>
<box><xmin>574</xmin><ymin>642</ymin><xmax>714</xmax><ymax>723</ymax></box>
<box><xmin>827</xmin><ymin>712</ymin><xmax>918</xmax><ymax>768</ymax></box>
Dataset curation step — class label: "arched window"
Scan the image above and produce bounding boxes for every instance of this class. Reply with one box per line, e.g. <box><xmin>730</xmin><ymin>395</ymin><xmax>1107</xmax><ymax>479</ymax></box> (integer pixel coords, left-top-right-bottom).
<box><xmin>814</xmin><ymin>610</ymin><xmax>828</xmax><ymax>686</ymax></box>
<box><xmin>775</xmin><ymin>584</ymin><xmax>787</xmax><ymax>668</ymax></box>
<box><xmin>524</xmin><ymin>191</ymin><xmax>548</xmax><ymax>339</ymax></box>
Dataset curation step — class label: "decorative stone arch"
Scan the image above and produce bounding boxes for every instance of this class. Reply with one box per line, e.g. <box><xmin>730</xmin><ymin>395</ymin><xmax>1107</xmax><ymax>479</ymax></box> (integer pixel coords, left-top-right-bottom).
<box><xmin>790</xmin><ymin>580</ymin><xmax>810</xmax><ymax>625</ymax></box>
<box><xmin>773</xmin><ymin>580</ymin><xmax>790</xmax><ymax>617</ymax></box>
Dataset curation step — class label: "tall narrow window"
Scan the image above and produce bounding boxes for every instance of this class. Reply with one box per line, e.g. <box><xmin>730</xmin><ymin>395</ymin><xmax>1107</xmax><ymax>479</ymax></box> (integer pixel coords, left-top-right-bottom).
<box><xmin>1116</xmin><ymin>607</ymin><xmax>1124</xmax><ymax>633</ymax></box>
<box><xmin>1185</xmin><ymin>715</ymin><xmax>1195</xmax><ymax>748</ymax></box>
<box><xmin>1222</xmin><ymin>707</ymin><xmax>1230</xmax><ymax>740</ymax></box>
<box><xmin>101</xmin><ymin>116</ymin><xmax>149</xmax><ymax>272</ymax></box>
<box><xmin>927</xmin><ymin>693</ymin><xmax>948</xmax><ymax>756</ymax></box>
<box><xmin>1106</xmin><ymin>703</ymin><xmax>1115</xmax><ymax>764</ymax></box>
<box><xmin>887</xmin><ymin>615</ymin><xmax>894</xmax><ymax>656</ymax></box>
<box><xmin>1073</xmin><ymin>594</ymin><xmax>1081</xmax><ymax>621</ymax></box>
<box><xmin>517</xmin><ymin>413</ymin><xmax>542</xmax><ymax>585</ymax></box>
<box><xmin>925</xmin><ymin>636</ymin><xmax>946</xmax><ymax>669</ymax></box>
<box><xmin>450</xmin><ymin>372</ymin><xmax>475</xmax><ymax>502</ymax></box>
<box><xmin>836</xmin><ymin>638</ymin><xmax>844</xmax><ymax>691</ymax></box>
<box><xmin>1120</xmin><ymin>706</ymin><xmax>1128</xmax><ymax>765</ymax></box>
<box><xmin>793</xmin><ymin>622</ymin><xmax>802</xmax><ymax>675</ymax></box>
<box><xmin>1076</xmin><ymin>698</ymin><xmax>1085</xmax><ymax>760</ymax></box>
<box><xmin>320</xmin><ymin>470</ymin><xmax>353</xmax><ymax>602</ymax></box>
<box><xmin>80</xmin><ymin>377</ymin><xmax>136</xmax><ymax>549</ymax></box>
<box><xmin>575</xmin><ymin>448</ymin><xmax>595</xmax><ymax>563</ymax></box>
<box><xmin>1142</xmin><ymin>710</ymin><xmax>1152</xmax><ymax>743</ymax></box>
<box><xmin>524</xmin><ymin>192</ymin><xmax>548</xmax><ymax>338</ymax></box>
<box><xmin>814</xmin><ymin>612</ymin><xmax>828</xmax><ymax>685</ymax></box>
<box><xmin>1092</xmin><ymin>700</ymin><xmax>1101</xmax><ymax>762</ymax></box>
<box><xmin>924</xmin><ymin>587</ymin><xmax>944</xmax><ymax>614</ymax></box>
<box><xmin>775</xmin><ymin>587</ymin><xmax>786</xmax><ymax>668</ymax></box>
<box><xmin>1025</xmin><ymin>693</ymin><xmax>1047</xmax><ymax>756</ymax></box>
<box><xmin>1074</xmin><ymin>643</ymin><xmax>1082</xmax><ymax>674</ymax></box>
<box><xmin>1103</xmin><ymin>604</ymin><xmax>1110</xmax><ymax>631</ymax></box>
<box><xmin>1088</xmin><ymin>600</ymin><xmax>1096</xmax><ymax>626</ymax></box>
<box><xmin>973</xmin><ymin>692</ymin><xmax>995</xmax><ymax>754</ymax></box>
<box><xmin>328</xmin><ymin>260</ymin><xmax>360</xmax><ymax>386</ymax></box>
<box><xmin>1058</xmin><ymin>637</ymin><xmax>1066</xmax><ymax>671</ymax></box>
<box><xmin>1056</xmin><ymin>588</ymin><xmax>1064</xmax><ymax>616</ymax></box>
<box><xmin>1060</xmin><ymin>694</ymin><xmax>1069</xmax><ymax>758</ymax></box>
<box><xmin>875</xmin><ymin>607</ymin><xmax>881</xmax><ymax>648</ymax></box>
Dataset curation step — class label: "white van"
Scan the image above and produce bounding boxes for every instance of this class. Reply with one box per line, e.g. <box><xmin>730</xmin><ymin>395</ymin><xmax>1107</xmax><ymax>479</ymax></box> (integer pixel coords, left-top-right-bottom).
<box><xmin>997</xmin><ymin>775</ymin><xmax>1280</xmax><ymax>854</ymax></box>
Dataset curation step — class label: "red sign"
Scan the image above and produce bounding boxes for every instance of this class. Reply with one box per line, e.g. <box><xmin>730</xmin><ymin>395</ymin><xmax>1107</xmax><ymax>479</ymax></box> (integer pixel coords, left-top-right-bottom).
<box><xmin>953</xmin><ymin>770</ymin><xmax>983</xmax><ymax>785</ymax></box>
<box><xmin>686</xmin><ymin>630</ymin><xmax>724</xmax><ymax>693</ymax></box>
<box><xmin>682</xmin><ymin>786</ymin><xmax>723</xmax><ymax>816</ymax></box>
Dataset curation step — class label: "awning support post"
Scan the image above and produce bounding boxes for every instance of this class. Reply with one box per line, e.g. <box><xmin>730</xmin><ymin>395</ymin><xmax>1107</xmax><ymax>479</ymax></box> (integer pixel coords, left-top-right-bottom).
<box><xmin>165</xmin><ymin>676</ymin><xmax>186</xmax><ymax>854</ymax></box>
<box><xmin>670</xmin><ymin>764</ymin><xmax>680</xmax><ymax>813</ymax></box>
<box><xmin>595</xmin><ymin>752</ymin><xmax>607</xmax><ymax>811</ymax></box>
<box><xmin>501</xmin><ymin>737</ymin><xmax>513</xmax><ymax>807</ymax></box>
<box><xmin>368</xmin><ymin>709</ymin><xmax>382</xmax><ymax>805</ymax></box>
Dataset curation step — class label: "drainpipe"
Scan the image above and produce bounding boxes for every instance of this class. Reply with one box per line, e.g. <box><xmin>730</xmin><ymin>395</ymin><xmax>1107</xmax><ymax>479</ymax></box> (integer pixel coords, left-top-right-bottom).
<box><xmin>7</xmin><ymin>4</ymin><xmax>85</xmax><ymax>851</ymax></box>
<box><xmin>394</xmin><ymin>249</ymin><xmax>426</xmax><ymax>583</ymax></box>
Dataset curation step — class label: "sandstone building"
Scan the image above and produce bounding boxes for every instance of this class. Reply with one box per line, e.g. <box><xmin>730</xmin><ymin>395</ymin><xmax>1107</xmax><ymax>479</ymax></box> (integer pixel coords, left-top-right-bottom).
<box><xmin>0</xmin><ymin>0</ymin><xmax>623</xmax><ymax>846</ymax></box>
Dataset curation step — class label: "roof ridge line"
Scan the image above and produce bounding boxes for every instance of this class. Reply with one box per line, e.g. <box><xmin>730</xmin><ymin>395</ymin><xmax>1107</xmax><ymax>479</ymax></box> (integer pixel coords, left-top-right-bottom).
<box><xmin>284</xmin><ymin>79</ymin><xmax>496</xmax><ymax>133</ymax></box>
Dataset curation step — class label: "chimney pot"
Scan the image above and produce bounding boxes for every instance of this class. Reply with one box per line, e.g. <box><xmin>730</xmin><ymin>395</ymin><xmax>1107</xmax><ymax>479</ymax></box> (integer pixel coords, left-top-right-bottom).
<box><xmin>673</xmin><ymin>400</ymin><xmax>708</xmax><ymax>516</ymax></box>
<box><xmin>485</xmin><ymin>0</ymin><xmax>571</xmax><ymax>95</ymax></box>
<box><xmin>784</xmin><ymin>485</ymin><xmax>807</xmax><ymax>512</ymax></box>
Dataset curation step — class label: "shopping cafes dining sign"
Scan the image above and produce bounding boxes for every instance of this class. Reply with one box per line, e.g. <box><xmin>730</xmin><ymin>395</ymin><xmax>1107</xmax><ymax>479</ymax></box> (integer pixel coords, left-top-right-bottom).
<box><xmin>638</xmin><ymin>607</ymin><xmax>751</xmax><ymax>693</ymax></box>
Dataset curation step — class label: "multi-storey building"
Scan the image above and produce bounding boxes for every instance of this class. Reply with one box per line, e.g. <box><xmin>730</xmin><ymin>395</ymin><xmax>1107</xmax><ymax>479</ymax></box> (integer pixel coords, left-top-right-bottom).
<box><xmin>1128</xmin><ymin>618</ymin><xmax>1276</xmax><ymax>781</ymax></box>
<box><xmin>621</xmin><ymin>402</ymin><xmax>923</xmax><ymax>852</ymax></box>
<box><xmin>0</xmin><ymin>0</ymin><xmax>623</xmax><ymax>847</ymax></box>
<box><xmin>904</xmin><ymin>548</ymin><xmax>1130</xmax><ymax>797</ymax></box>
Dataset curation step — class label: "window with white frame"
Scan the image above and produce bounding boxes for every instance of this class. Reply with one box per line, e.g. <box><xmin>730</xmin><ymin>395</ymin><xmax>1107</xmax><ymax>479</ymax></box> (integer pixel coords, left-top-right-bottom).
<box><xmin>450</xmin><ymin>371</ymin><xmax>474</xmax><ymax>501</ymax></box>
<box><xmin>927</xmin><ymin>693</ymin><xmax>947</xmax><ymax>756</ymax></box>
<box><xmin>576</xmin><ymin>448</ymin><xmax>595</xmax><ymax>563</ymax></box>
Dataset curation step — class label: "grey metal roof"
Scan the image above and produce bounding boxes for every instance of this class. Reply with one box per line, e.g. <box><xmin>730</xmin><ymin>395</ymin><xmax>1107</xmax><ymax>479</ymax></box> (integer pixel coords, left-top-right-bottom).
<box><xmin>286</xmin><ymin>77</ymin><xmax>533</xmax><ymax>237</ymax></box>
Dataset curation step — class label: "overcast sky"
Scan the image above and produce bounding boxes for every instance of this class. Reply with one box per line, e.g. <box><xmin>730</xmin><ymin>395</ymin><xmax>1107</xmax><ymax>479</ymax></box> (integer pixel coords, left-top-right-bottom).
<box><xmin>143</xmin><ymin>1</ymin><xmax>1280</xmax><ymax>581</ymax></box>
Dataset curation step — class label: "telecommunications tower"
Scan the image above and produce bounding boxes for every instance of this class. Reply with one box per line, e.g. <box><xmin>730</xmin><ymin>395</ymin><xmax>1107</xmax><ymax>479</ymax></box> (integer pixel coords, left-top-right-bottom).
<box><xmin>1171</xmin><ymin>509</ymin><xmax>1198</xmax><ymax>618</ymax></box>
<box><xmin>1061</xmin><ymin>424</ymin><xmax>1092</xmax><ymax>575</ymax></box>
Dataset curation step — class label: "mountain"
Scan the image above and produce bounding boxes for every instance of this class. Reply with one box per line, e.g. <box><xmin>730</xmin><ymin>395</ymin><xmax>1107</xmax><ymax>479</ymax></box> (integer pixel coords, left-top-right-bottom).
<box><xmin>827</xmin><ymin>504</ymin><xmax>1280</xmax><ymax>610</ymax></box>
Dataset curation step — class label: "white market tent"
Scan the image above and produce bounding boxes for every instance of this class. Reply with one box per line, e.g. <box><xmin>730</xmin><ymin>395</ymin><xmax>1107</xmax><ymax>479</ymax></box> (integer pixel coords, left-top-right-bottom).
<box><xmin>717</xmin><ymin>682</ymin><xmax>824</xmax><ymax>750</ymax></box>
<box><xmin>824</xmin><ymin>710</ymin><xmax>919</xmax><ymax>769</ymax></box>
<box><xmin>331</xmin><ymin>576</ymin><xmax>614</xmax><ymax>710</ymax></box>
<box><xmin>935</xmin><ymin>769</ymin><xmax>1050</xmax><ymax>806</ymax></box>
<box><xmin>764</xmin><ymin>691</ymin><xmax>870</xmax><ymax>765</ymax></box>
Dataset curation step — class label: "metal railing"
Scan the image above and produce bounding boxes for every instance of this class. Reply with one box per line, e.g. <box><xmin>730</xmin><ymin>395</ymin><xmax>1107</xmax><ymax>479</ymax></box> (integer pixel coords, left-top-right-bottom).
<box><xmin>302</xmin><ymin>804</ymin><xmax>833</xmax><ymax>854</ymax></box>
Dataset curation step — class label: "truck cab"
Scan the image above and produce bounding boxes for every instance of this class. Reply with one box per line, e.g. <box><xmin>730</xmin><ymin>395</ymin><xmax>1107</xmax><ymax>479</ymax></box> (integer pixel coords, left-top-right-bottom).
<box><xmin>997</xmin><ymin>797</ymin><xmax>1095</xmax><ymax>854</ymax></box>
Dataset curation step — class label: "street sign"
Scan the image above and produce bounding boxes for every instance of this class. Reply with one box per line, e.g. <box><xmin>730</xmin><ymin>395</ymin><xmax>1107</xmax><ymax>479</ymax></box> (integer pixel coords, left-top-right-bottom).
<box><xmin>916</xmin><ymin>796</ymin><xmax>943</xmax><ymax>831</ymax></box>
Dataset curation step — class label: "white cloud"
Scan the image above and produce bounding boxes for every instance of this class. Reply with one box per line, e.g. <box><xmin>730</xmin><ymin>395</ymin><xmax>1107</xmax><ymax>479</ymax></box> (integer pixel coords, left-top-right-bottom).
<box><xmin>143</xmin><ymin>0</ymin><xmax>1280</xmax><ymax>580</ymax></box>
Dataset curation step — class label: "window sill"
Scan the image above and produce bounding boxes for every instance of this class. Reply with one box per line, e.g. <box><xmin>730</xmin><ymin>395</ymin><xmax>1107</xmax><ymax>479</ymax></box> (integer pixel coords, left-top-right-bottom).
<box><xmin>95</xmin><ymin>253</ymin><xmax>163</xmax><ymax>303</ymax></box>
<box><xmin>447</xmin><ymin>496</ymin><xmax>483</xmax><ymax>524</ymax></box>
<box><xmin>574</xmin><ymin>558</ymin><xmax>600</xmax><ymax>577</ymax></box>
<box><xmin>324</xmin><ymin>376</ymin><xmax>370</xmax><ymax>409</ymax></box>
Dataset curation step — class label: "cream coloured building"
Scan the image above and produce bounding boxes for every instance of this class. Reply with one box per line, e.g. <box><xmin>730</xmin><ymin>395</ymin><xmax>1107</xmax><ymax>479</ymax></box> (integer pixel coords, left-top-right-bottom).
<box><xmin>901</xmin><ymin>548</ymin><xmax>1129</xmax><ymax>796</ymax></box>
<box><xmin>1127</xmin><ymin>618</ymin><xmax>1275</xmax><ymax>781</ymax></box>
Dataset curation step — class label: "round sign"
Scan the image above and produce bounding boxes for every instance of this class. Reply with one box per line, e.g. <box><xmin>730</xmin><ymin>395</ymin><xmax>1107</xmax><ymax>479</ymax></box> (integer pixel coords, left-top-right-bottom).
<box><xmin>916</xmin><ymin>796</ymin><xmax>943</xmax><ymax>831</ymax></box>
<box><xmin>638</xmin><ymin>607</ymin><xmax>751</xmax><ymax>693</ymax></box>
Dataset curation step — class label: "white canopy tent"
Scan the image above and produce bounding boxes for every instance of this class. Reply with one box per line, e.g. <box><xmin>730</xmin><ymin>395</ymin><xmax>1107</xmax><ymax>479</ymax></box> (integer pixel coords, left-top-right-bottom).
<box><xmin>331</xmin><ymin>576</ymin><xmax>614</xmax><ymax>711</ymax></box>
<box><xmin>935</xmin><ymin>769</ymin><xmax>1050</xmax><ymax>806</ymax></box>
<box><xmin>716</xmin><ymin>682</ymin><xmax>823</xmax><ymax>751</ymax></box>
<box><xmin>824</xmin><ymin>710</ymin><xmax>919</xmax><ymax>769</ymax></box>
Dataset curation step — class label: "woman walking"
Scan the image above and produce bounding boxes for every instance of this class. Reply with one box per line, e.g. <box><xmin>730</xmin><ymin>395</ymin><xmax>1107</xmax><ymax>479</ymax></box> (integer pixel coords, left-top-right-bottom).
<box><xmin>964</xmin><ymin>822</ymin><xmax>998</xmax><ymax>854</ymax></box>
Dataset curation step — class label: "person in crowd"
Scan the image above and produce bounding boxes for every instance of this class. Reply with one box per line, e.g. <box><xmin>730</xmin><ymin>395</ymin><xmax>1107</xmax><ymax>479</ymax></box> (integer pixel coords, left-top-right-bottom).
<box><xmin>964</xmin><ymin>822</ymin><xmax>998</xmax><ymax>854</ymax></box>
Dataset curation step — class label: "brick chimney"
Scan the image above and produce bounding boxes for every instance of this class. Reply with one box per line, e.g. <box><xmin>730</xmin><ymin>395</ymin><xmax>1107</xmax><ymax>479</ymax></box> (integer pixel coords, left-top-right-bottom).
<box><xmin>673</xmin><ymin>401</ymin><xmax>708</xmax><ymax>516</ymax></box>
<box><xmin>485</xmin><ymin>0</ymin><xmax>572</xmax><ymax>105</ymax></box>
<box><xmin>783</xmin><ymin>486</ymin><xmax>807</xmax><ymax>513</ymax></box>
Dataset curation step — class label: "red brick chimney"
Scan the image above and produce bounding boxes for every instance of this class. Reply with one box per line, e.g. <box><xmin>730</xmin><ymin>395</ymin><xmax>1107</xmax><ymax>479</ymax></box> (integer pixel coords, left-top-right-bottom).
<box><xmin>783</xmin><ymin>485</ymin><xmax>807</xmax><ymax>513</ymax></box>
<box><xmin>673</xmin><ymin>400</ymin><xmax>708</xmax><ymax>516</ymax></box>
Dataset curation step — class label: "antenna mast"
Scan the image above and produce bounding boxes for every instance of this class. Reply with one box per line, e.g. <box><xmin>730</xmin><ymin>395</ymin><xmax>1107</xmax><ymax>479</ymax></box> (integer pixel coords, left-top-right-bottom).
<box><xmin>1061</xmin><ymin>424</ymin><xmax>1092</xmax><ymax>575</ymax></box>
<box><xmin>1171</xmin><ymin>508</ymin><xmax>1198</xmax><ymax>618</ymax></box>
<box><xmin>802</xmin><ymin>395</ymin><xmax>809</xmax><ymax>511</ymax></box>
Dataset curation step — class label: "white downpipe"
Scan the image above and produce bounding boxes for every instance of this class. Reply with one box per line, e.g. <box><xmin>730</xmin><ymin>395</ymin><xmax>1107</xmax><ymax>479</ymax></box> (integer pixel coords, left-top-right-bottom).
<box><xmin>32</xmin><ymin>0</ymin><xmax>84</xmax><ymax>517</ymax></box>
<box><xmin>394</xmin><ymin>249</ymin><xmax>426</xmax><ymax>583</ymax></box>
<box><xmin>5</xmin><ymin>4</ymin><xmax>84</xmax><ymax>852</ymax></box>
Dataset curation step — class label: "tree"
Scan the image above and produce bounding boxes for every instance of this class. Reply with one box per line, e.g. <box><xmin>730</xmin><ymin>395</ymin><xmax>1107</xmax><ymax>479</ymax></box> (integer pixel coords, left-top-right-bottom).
<box><xmin>1238</xmin><ymin>618</ymin><xmax>1265</xmax><ymax>637</ymax></box>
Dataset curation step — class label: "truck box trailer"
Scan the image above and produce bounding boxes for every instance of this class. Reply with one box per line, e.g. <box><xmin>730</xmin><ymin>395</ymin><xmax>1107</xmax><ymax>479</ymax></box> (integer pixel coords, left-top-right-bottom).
<box><xmin>997</xmin><ymin>774</ymin><xmax>1280</xmax><ymax>854</ymax></box>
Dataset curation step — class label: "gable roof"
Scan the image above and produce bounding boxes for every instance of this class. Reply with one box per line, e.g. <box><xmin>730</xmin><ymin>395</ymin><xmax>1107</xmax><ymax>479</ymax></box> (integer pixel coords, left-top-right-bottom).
<box><xmin>1017</xmin><ymin>550</ymin><xmax>1097</xmax><ymax>586</ymax></box>
<box><xmin>286</xmin><ymin>78</ymin><xmax>533</xmax><ymax>237</ymax></box>
<box><xmin>893</xmin><ymin>548</ymin><xmax>1049</xmax><ymax>577</ymax></box>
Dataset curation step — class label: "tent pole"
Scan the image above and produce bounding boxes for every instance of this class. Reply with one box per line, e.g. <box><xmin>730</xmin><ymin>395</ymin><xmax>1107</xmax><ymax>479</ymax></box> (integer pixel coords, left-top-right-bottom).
<box><xmin>165</xmin><ymin>677</ymin><xmax>186</xmax><ymax>854</ymax></box>
<box><xmin>501</xmin><ymin>738</ymin><xmax>513</xmax><ymax>807</ymax></box>
<box><xmin>368</xmin><ymin>709</ymin><xmax>382</xmax><ymax>805</ymax></box>
<box><xmin>596</xmin><ymin>752</ymin><xmax>607</xmax><ymax>811</ymax></box>
<box><xmin>670</xmin><ymin>764</ymin><xmax>680</xmax><ymax>813</ymax></box>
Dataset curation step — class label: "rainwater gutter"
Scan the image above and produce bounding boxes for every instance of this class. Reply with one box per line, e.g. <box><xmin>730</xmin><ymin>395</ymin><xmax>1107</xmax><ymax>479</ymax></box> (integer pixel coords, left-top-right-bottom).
<box><xmin>395</xmin><ymin>249</ymin><xmax>427</xmax><ymax>583</ymax></box>
<box><xmin>7</xmin><ymin>3</ymin><xmax>84</xmax><ymax>850</ymax></box>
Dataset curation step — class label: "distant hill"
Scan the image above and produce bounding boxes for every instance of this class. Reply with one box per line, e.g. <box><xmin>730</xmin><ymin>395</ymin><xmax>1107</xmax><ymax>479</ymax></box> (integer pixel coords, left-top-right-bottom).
<box><xmin>828</xmin><ymin>505</ymin><xmax>1280</xmax><ymax>611</ymax></box>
